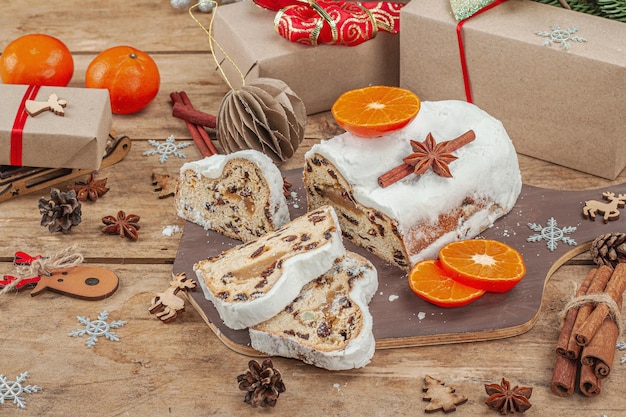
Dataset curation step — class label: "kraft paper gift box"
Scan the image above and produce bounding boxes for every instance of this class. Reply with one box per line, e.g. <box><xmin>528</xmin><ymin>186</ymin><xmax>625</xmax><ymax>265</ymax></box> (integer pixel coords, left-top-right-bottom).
<box><xmin>212</xmin><ymin>0</ymin><xmax>400</xmax><ymax>115</ymax></box>
<box><xmin>400</xmin><ymin>0</ymin><xmax>626</xmax><ymax>179</ymax></box>
<box><xmin>0</xmin><ymin>84</ymin><xmax>112</xmax><ymax>170</ymax></box>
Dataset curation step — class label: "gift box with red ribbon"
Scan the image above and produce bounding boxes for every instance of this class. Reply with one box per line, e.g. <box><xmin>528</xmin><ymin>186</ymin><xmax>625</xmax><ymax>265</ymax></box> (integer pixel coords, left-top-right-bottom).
<box><xmin>400</xmin><ymin>0</ymin><xmax>626</xmax><ymax>179</ymax></box>
<box><xmin>0</xmin><ymin>84</ymin><xmax>111</xmax><ymax>170</ymax></box>
<box><xmin>211</xmin><ymin>0</ymin><xmax>402</xmax><ymax>115</ymax></box>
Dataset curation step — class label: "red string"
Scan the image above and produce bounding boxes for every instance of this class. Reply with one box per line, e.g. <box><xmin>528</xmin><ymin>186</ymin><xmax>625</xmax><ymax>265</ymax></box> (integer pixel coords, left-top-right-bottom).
<box><xmin>456</xmin><ymin>0</ymin><xmax>508</xmax><ymax>103</ymax></box>
<box><xmin>10</xmin><ymin>85</ymin><xmax>40</xmax><ymax>166</ymax></box>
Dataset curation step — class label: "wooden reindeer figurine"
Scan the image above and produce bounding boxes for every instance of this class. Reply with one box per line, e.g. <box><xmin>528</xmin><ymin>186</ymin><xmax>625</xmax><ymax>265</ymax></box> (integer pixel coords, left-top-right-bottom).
<box><xmin>583</xmin><ymin>191</ymin><xmax>626</xmax><ymax>223</ymax></box>
<box><xmin>149</xmin><ymin>272</ymin><xmax>197</xmax><ymax>323</ymax></box>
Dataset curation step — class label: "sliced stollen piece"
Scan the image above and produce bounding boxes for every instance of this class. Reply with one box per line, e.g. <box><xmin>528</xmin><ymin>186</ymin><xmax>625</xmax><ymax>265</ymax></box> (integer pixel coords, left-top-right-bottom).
<box><xmin>249</xmin><ymin>251</ymin><xmax>378</xmax><ymax>370</ymax></box>
<box><xmin>176</xmin><ymin>149</ymin><xmax>290</xmax><ymax>242</ymax></box>
<box><xmin>193</xmin><ymin>205</ymin><xmax>345</xmax><ymax>330</ymax></box>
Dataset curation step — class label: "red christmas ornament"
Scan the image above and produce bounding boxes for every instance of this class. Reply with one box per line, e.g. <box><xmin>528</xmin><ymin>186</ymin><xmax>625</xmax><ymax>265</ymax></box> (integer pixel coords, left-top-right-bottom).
<box><xmin>254</xmin><ymin>0</ymin><xmax>404</xmax><ymax>46</ymax></box>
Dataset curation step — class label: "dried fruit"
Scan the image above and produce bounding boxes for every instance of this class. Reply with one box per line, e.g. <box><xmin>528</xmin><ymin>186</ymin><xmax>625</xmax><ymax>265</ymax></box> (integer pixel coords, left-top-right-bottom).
<box><xmin>237</xmin><ymin>359</ymin><xmax>286</xmax><ymax>407</ymax></box>
<box><xmin>38</xmin><ymin>188</ymin><xmax>82</xmax><ymax>233</ymax></box>
<box><xmin>101</xmin><ymin>210</ymin><xmax>141</xmax><ymax>241</ymax></box>
<box><xmin>484</xmin><ymin>377</ymin><xmax>532</xmax><ymax>415</ymax></box>
<box><xmin>68</xmin><ymin>174</ymin><xmax>110</xmax><ymax>202</ymax></box>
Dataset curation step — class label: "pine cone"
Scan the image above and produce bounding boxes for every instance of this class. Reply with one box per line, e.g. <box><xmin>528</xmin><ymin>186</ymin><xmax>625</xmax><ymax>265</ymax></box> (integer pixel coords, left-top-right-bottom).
<box><xmin>38</xmin><ymin>188</ymin><xmax>82</xmax><ymax>234</ymax></box>
<box><xmin>237</xmin><ymin>359</ymin><xmax>286</xmax><ymax>407</ymax></box>
<box><xmin>590</xmin><ymin>232</ymin><xmax>626</xmax><ymax>267</ymax></box>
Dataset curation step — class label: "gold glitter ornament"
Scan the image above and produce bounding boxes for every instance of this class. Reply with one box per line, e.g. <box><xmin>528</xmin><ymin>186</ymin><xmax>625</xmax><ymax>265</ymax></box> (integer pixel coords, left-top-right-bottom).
<box><xmin>450</xmin><ymin>0</ymin><xmax>497</xmax><ymax>20</ymax></box>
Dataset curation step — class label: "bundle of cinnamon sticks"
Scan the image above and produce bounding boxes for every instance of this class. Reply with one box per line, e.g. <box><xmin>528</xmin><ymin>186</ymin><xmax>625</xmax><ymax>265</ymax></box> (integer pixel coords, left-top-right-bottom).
<box><xmin>170</xmin><ymin>91</ymin><xmax>218</xmax><ymax>157</ymax></box>
<box><xmin>550</xmin><ymin>263</ymin><xmax>626</xmax><ymax>397</ymax></box>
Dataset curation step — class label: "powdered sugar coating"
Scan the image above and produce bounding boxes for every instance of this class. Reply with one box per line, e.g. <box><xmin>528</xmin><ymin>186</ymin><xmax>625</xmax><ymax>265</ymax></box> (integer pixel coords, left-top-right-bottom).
<box><xmin>179</xmin><ymin>149</ymin><xmax>290</xmax><ymax>229</ymax></box>
<box><xmin>306</xmin><ymin>100</ymin><xmax>522</xmax><ymax>264</ymax></box>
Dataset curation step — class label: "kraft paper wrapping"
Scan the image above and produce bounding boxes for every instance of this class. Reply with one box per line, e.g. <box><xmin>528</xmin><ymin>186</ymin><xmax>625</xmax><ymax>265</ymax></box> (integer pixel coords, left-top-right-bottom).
<box><xmin>0</xmin><ymin>84</ymin><xmax>112</xmax><ymax>170</ymax></box>
<box><xmin>211</xmin><ymin>0</ymin><xmax>400</xmax><ymax>115</ymax></box>
<box><xmin>400</xmin><ymin>0</ymin><xmax>626</xmax><ymax>179</ymax></box>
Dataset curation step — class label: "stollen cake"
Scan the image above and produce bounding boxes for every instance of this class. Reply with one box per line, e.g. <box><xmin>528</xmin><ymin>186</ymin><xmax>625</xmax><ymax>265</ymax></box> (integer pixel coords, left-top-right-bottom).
<box><xmin>249</xmin><ymin>251</ymin><xmax>378</xmax><ymax>370</ymax></box>
<box><xmin>304</xmin><ymin>100</ymin><xmax>522</xmax><ymax>270</ymax></box>
<box><xmin>176</xmin><ymin>149</ymin><xmax>290</xmax><ymax>242</ymax></box>
<box><xmin>193</xmin><ymin>205</ymin><xmax>345</xmax><ymax>330</ymax></box>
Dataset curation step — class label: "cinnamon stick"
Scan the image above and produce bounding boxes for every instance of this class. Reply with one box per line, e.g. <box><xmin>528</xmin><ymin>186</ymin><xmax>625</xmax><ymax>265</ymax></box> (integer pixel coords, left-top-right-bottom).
<box><xmin>377</xmin><ymin>130</ymin><xmax>475</xmax><ymax>188</ymax></box>
<box><xmin>555</xmin><ymin>268</ymin><xmax>596</xmax><ymax>359</ymax></box>
<box><xmin>550</xmin><ymin>354</ymin><xmax>578</xmax><ymax>397</ymax></box>
<box><xmin>170</xmin><ymin>91</ymin><xmax>218</xmax><ymax>157</ymax></box>
<box><xmin>172</xmin><ymin>101</ymin><xmax>217</xmax><ymax>128</ymax></box>
<box><xmin>377</xmin><ymin>163</ymin><xmax>414</xmax><ymax>188</ymax></box>
<box><xmin>579</xmin><ymin>361</ymin><xmax>601</xmax><ymax>397</ymax></box>
<box><xmin>580</xmin><ymin>283</ymin><xmax>623</xmax><ymax>380</ymax></box>
<box><xmin>567</xmin><ymin>265</ymin><xmax>613</xmax><ymax>357</ymax></box>
<box><xmin>575</xmin><ymin>263</ymin><xmax>626</xmax><ymax>346</ymax></box>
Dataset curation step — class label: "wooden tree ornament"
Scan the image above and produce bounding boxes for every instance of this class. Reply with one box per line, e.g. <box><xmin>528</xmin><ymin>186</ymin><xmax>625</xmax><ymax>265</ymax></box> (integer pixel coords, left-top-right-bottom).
<box><xmin>422</xmin><ymin>375</ymin><xmax>468</xmax><ymax>413</ymax></box>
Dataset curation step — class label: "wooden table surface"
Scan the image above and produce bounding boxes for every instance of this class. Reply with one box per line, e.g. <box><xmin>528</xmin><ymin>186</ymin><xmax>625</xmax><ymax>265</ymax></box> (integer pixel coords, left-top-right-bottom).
<box><xmin>1</xmin><ymin>2</ymin><xmax>625</xmax><ymax>416</ymax></box>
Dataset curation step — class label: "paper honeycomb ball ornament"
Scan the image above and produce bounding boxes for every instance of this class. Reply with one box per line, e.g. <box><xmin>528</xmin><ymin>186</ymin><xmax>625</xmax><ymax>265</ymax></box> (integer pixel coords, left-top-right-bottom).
<box><xmin>216</xmin><ymin>78</ymin><xmax>306</xmax><ymax>163</ymax></box>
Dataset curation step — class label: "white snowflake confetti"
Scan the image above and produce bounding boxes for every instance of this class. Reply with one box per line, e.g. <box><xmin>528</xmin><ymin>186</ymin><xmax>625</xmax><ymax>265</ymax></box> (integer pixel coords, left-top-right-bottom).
<box><xmin>143</xmin><ymin>135</ymin><xmax>191</xmax><ymax>163</ymax></box>
<box><xmin>527</xmin><ymin>217</ymin><xmax>577</xmax><ymax>251</ymax></box>
<box><xmin>0</xmin><ymin>371</ymin><xmax>41</xmax><ymax>409</ymax></box>
<box><xmin>617</xmin><ymin>341</ymin><xmax>626</xmax><ymax>364</ymax></box>
<box><xmin>69</xmin><ymin>310</ymin><xmax>127</xmax><ymax>348</ymax></box>
<box><xmin>535</xmin><ymin>25</ymin><xmax>586</xmax><ymax>50</ymax></box>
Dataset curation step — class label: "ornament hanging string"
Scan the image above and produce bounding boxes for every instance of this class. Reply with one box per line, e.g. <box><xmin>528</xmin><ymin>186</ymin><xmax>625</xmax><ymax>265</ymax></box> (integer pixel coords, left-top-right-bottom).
<box><xmin>455</xmin><ymin>0</ymin><xmax>507</xmax><ymax>103</ymax></box>
<box><xmin>188</xmin><ymin>1</ymin><xmax>246</xmax><ymax>92</ymax></box>
<box><xmin>0</xmin><ymin>246</ymin><xmax>84</xmax><ymax>296</ymax></box>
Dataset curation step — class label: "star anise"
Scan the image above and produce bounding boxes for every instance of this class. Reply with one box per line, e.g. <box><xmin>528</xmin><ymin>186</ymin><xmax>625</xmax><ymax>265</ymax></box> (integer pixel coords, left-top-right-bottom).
<box><xmin>101</xmin><ymin>210</ymin><xmax>141</xmax><ymax>241</ymax></box>
<box><xmin>485</xmin><ymin>377</ymin><xmax>532</xmax><ymax>415</ymax></box>
<box><xmin>404</xmin><ymin>131</ymin><xmax>475</xmax><ymax>178</ymax></box>
<box><xmin>237</xmin><ymin>359</ymin><xmax>286</xmax><ymax>408</ymax></box>
<box><xmin>377</xmin><ymin>130</ymin><xmax>475</xmax><ymax>187</ymax></box>
<box><xmin>68</xmin><ymin>174</ymin><xmax>110</xmax><ymax>202</ymax></box>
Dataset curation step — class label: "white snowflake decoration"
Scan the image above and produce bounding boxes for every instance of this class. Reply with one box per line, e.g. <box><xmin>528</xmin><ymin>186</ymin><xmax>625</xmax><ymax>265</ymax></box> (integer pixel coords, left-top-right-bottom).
<box><xmin>617</xmin><ymin>341</ymin><xmax>626</xmax><ymax>364</ymax></box>
<box><xmin>527</xmin><ymin>217</ymin><xmax>577</xmax><ymax>251</ymax></box>
<box><xmin>143</xmin><ymin>135</ymin><xmax>191</xmax><ymax>163</ymax></box>
<box><xmin>0</xmin><ymin>371</ymin><xmax>41</xmax><ymax>409</ymax></box>
<box><xmin>535</xmin><ymin>25</ymin><xmax>586</xmax><ymax>50</ymax></box>
<box><xmin>69</xmin><ymin>310</ymin><xmax>127</xmax><ymax>348</ymax></box>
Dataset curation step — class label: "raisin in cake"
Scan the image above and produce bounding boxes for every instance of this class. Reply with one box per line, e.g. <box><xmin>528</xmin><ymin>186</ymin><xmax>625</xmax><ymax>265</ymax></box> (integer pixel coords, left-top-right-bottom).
<box><xmin>304</xmin><ymin>100</ymin><xmax>522</xmax><ymax>270</ymax></box>
<box><xmin>193</xmin><ymin>205</ymin><xmax>345</xmax><ymax>330</ymax></box>
<box><xmin>176</xmin><ymin>149</ymin><xmax>290</xmax><ymax>242</ymax></box>
<box><xmin>249</xmin><ymin>251</ymin><xmax>378</xmax><ymax>370</ymax></box>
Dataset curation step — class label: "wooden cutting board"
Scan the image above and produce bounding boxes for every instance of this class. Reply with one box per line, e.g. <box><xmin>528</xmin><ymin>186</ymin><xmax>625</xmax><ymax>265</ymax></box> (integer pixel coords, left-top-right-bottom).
<box><xmin>173</xmin><ymin>169</ymin><xmax>624</xmax><ymax>356</ymax></box>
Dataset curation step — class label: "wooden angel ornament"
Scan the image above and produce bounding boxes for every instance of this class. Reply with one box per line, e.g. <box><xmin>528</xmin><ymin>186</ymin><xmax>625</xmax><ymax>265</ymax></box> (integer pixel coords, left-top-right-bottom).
<box><xmin>149</xmin><ymin>272</ymin><xmax>197</xmax><ymax>323</ymax></box>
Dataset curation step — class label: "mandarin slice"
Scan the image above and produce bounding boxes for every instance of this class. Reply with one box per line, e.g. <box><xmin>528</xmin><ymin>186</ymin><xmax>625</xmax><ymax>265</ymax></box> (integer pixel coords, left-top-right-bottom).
<box><xmin>331</xmin><ymin>86</ymin><xmax>421</xmax><ymax>138</ymax></box>
<box><xmin>439</xmin><ymin>239</ymin><xmax>526</xmax><ymax>293</ymax></box>
<box><xmin>408</xmin><ymin>259</ymin><xmax>486</xmax><ymax>308</ymax></box>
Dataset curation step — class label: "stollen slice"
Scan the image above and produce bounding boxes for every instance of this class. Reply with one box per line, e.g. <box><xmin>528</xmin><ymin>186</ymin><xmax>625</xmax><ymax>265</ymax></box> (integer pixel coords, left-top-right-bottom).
<box><xmin>249</xmin><ymin>251</ymin><xmax>378</xmax><ymax>370</ymax></box>
<box><xmin>193</xmin><ymin>205</ymin><xmax>345</xmax><ymax>330</ymax></box>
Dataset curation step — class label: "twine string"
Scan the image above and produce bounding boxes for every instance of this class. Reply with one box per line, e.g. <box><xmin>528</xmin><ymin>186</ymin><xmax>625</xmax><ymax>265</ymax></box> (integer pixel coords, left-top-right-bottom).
<box><xmin>189</xmin><ymin>1</ymin><xmax>245</xmax><ymax>91</ymax></box>
<box><xmin>1</xmin><ymin>247</ymin><xmax>84</xmax><ymax>295</ymax></box>
<box><xmin>558</xmin><ymin>286</ymin><xmax>624</xmax><ymax>337</ymax></box>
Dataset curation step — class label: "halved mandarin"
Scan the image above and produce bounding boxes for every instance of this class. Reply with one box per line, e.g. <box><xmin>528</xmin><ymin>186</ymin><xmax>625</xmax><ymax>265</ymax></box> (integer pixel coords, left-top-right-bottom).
<box><xmin>331</xmin><ymin>86</ymin><xmax>421</xmax><ymax>138</ymax></box>
<box><xmin>439</xmin><ymin>239</ymin><xmax>526</xmax><ymax>293</ymax></box>
<box><xmin>408</xmin><ymin>259</ymin><xmax>486</xmax><ymax>308</ymax></box>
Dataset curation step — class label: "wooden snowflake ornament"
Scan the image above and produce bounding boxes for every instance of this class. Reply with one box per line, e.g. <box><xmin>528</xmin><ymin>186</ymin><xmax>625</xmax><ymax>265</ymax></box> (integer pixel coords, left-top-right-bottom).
<box><xmin>422</xmin><ymin>375</ymin><xmax>468</xmax><ymax>413</ymax></box>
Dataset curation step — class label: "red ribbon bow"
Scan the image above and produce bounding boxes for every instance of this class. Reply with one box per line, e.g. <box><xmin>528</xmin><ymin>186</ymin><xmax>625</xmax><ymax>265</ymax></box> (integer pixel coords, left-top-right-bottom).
<box><xmin>254</xmin><ymin>0</ymin><xmax>404</xmax><ymax>46</ymax></box>
<box><xmin>0</xmin><ymin>251</ymin><xmax>42</xmax><ymax>290</ymax></box>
